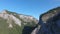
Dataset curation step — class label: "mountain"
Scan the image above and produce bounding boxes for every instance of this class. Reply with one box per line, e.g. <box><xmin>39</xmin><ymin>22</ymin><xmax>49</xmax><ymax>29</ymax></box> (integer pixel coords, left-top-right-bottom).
<box><xmin>0</xmin><ymin>10</ymin><xmax>38</xmax><ymax>34</ymax></box>
<box><xmin>31</xmin><ymin>7</ymin><xmax>60</xmax><ymax>34</ymax></box>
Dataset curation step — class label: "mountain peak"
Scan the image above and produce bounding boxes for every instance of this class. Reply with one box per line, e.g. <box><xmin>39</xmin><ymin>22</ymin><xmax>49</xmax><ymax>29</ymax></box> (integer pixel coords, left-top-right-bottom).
<box><xmin>31</xmin><ymin>7</ymin><xmax>60</xmax><ymax>34</ymax></box>
<box><xmin>1</xmin><ymin>10</ymin><xmax>8</xmax><ymax>14</ymax></box>
<box><xmin>40</xmin><ymin>7</ymin><xmax>60</xmax><ymax>23</ymax></box>
<box><xmin>0</xmin><ymin>10</ymin><xmax>38</xmax><ymax>34</ymax></box>
<box><xmin>55</xmin><ymin>7</ymin><xmax>60</xmax><ymax>9</ymax></box>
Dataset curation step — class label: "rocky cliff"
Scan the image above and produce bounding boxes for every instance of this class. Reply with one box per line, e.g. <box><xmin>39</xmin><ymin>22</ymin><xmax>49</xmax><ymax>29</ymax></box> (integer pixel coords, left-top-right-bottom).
<box><xmin>0</xmin><ymin>10</ymin><xmax>38</xmax><ymax>34</ymax></box>
<box><xmin>31</xmin><ymin>7</ymin><xmax>60</xmax><ymax>34</ymax></box>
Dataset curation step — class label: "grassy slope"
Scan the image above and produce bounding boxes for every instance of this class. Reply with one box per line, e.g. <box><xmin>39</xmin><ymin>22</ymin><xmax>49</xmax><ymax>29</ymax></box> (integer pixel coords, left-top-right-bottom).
<box><xmin>0</xmin><ymin>16</ymin><xmax>36</xmax><ymax>34</ymax></box>
<box><xmin>0</xmin><ymin>11</ymin><xmax>37</xmax><ymax>34</ymax></box>
<box><xmin>0</xmin><ymin>18</ymin><xmax>24</xmax><ymax>34</ymax></box>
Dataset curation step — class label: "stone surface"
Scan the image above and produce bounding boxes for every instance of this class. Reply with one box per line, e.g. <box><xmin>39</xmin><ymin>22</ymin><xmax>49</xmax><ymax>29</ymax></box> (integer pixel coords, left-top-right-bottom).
<box><xmin>31</xmin><ymin>7</ymin><xmax>60</xmax><ymax>34</ymax></box>
<box><xmin>0</xmin><ymin>10</ymin><xmax>38</xmax><ymax>34</ymax></box>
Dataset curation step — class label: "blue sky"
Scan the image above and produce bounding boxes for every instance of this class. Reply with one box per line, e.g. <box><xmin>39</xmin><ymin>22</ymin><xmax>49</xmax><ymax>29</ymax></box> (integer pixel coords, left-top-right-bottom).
<box><xmin>0</xmin><ymin>0</ymin><xmax>60</xmax><ymax>20</ymax></box>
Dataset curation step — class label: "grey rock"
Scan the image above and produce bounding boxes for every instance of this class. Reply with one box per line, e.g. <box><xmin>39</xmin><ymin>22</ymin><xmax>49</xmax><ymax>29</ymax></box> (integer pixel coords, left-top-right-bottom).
<box><xmin>31</xmin><ymin>7</ymin><xmax>60</xmax><ymax>34</ymax></box>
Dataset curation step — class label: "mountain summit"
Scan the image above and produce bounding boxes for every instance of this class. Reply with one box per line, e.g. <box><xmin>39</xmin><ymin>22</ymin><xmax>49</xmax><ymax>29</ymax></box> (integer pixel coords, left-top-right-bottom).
<box><xmin>31</xmin><ymin>7</ymin><xmax>60</xmax><ymax>34</ymax></box>
<box><xmin>0</xmin><ymin>10</ymin><xmax>38</xmax><ymax>34</ymax></box>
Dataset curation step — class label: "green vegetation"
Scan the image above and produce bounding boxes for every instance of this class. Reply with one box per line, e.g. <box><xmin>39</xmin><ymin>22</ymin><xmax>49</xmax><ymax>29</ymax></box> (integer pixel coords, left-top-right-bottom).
<box><xmin>0</xmin><ymin>17</ymin><xmax>36</xmax><ymax>34</ymax></box>
<box><xmin>0</xmin><ymin>10</ymin><xmax>38</xmax><ymax>34</ymax></box>
<box><xmin>0</xmin><ymin>18</ymin><xmax>24</xmax><ymax>34</ymax></box>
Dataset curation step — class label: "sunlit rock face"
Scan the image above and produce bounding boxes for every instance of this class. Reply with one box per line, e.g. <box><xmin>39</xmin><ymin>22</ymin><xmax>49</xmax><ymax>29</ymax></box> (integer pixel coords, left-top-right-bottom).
<box><xmin>31</xmin><ymin>7</ymin><xmax>60</xmax><ymax>34</ymax></box>
<box><xmin>0</xmin><ymin>10</ymin><xmax>38</xmax><ymax>34</ymax></box>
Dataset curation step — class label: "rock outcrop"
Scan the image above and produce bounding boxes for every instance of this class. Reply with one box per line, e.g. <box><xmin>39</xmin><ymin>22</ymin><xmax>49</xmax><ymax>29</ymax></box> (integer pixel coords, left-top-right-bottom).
<box><xmin>0</xmin><ymin>10</ymin><xmax>38</xmax><ymax>34</ymax></box>
<box><xmin>31</xmin><ymin>7</ymin><xmax>60</xmax><ymax>34</ymax></box>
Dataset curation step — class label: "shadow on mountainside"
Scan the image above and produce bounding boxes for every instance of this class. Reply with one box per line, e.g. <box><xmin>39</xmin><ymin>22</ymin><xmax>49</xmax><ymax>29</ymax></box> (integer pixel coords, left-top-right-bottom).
<box><xmin>22</xmin><ymin>25</ymin><xmax>38</xmax><ymax>34</ymax></box>
<box><xmin>22</xmin><ymin>26</ymin><xmax>35</xmax><ymax>34</ymax></box>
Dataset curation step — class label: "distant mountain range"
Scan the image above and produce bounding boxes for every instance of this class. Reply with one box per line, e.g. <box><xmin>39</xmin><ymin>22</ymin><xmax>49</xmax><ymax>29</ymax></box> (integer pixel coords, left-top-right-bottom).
<box><xmin>0</xmin><ymin>10</ymin><xmax>38</xmax><ymax>34</ymax></box>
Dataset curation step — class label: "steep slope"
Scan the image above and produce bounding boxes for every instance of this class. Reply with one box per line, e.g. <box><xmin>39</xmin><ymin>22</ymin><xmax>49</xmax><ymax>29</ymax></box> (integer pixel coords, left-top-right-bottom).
<box><xmin>0</xmin><ymin>10</ymin><xmax>38</xmax><ymax>34</ymax></box>
<box><xmin>31</xmin><ymin>7</ymin><xmax>60</xmax><ymax>34</ymax></box>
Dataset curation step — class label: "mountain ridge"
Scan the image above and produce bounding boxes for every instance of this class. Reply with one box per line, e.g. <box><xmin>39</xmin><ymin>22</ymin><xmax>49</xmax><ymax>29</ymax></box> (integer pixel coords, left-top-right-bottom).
<box><xmin>0</xmin><ymin>10</ymin><xmax>38</xmax><ymax>34</ymax></box>
<box><xmin>31</xmin><ymin>7</ymin><xmax>60</xmax><ymax>34</ymax></box>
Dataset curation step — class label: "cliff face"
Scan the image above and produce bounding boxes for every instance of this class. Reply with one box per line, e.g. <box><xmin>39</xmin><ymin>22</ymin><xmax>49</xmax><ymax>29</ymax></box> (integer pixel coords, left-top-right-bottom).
<box><xmin>0</xmin><ymin>10</ymin><xmax>38</xmax><ymax>34</ymax></box>
<box><xmin>31</xmin><ymin>7</ymin><xmax>60</xmax><ymax>34</ymax></box>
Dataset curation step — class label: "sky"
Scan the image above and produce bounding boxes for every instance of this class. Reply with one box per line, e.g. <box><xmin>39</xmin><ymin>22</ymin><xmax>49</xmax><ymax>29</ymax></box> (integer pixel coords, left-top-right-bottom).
<box><xmin>0</xmin><ymin>0</ymin><xmax>60</xmax><ymax>20</ymax></box>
